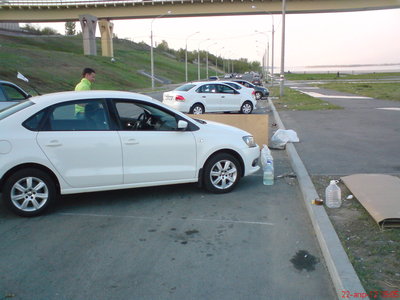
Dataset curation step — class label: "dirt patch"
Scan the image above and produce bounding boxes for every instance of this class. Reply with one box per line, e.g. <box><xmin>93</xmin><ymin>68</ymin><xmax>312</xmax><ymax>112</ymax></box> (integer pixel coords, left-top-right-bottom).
<box><xmin>312</xmin><ymin>175</ymin><xmax>400</xmax><ymax>298</ymax></box>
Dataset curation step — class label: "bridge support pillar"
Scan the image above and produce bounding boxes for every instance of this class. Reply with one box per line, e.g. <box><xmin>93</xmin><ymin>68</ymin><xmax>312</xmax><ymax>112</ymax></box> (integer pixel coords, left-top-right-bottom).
<box><xmin>99</xmin><ymin>19</ymin><xmax>114</xmax><ymax>58</ymax></box>
<box><xmin>79</xmin><ymin>14</ymin><xmax>97</xmax><ymax>56</ymax></box>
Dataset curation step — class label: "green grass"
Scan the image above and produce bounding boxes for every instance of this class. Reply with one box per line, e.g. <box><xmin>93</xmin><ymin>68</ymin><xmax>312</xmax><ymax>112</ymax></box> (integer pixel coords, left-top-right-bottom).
<box><xmin>317</xmin><ymin>82</ymin><xmax>400</xmax><ymax>101</ymax></box>
<box><xmin>0</xmin><ymin>34</ymin><xmax>222</xmax><ymax>94</ymax></box>
<box><xmin>269</xmin><ymin>86</ymin><xmax>342</xmax><ymax>111</ymax></box>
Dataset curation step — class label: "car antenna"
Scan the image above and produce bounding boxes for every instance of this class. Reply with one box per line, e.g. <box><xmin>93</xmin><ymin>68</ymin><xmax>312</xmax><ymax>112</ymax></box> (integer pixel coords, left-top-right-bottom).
<box><xmin>17</xmin><ymin>72</ymin><xmax>41</xmax><ymax>96</ymax></box>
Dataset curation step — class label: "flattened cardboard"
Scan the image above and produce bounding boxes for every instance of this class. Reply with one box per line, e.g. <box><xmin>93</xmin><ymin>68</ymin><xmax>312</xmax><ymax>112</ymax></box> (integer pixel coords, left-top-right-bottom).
<box><xmin>187</xmin><ymin>114</ymin><xmax>268</xmax><ymax>146</ymax></box>
<box><xmin>341</xmin><ymin>174</ymin><xmax>400</xmax><ymax>228</ymax></box>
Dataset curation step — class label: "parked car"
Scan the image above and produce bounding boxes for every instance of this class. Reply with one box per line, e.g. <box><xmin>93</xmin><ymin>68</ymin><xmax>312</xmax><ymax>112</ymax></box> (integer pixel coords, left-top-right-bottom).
<box><xmin>0</xmin><ymin>80</ymin><xmax>31</xmax><ymax>110</ymax></box>
<box><xmin>224</xmin><ymin>74</ymin><xmax>232</xmax><ymax>79</ymax></box>
<box><xmin>163</xmin><ymin>81</ymin><xmax>257</xmax><ymax>114</ymax></box>
<box><xmin>232</xmin><ymin>80</ymin><xmax>270</xmax><ymax>100</ymax></box>
<box><xmin>221</xmin><ymin>81</ymin><xmax>255</xmax><ymax>100</ymax></box>
<box><xmin>0</xmin><ymin>90</ymin><xmax>260</xmax><ymax>217</ymax></box>
<box><xmin>208</xmin><ymin>76</ymin><xmax>219</xmax><ymax>81</ymax></box>
<box><xmin>252</xmin><ymin>78</ymin><xmax>262</xmax><ymax>86</ymax></box>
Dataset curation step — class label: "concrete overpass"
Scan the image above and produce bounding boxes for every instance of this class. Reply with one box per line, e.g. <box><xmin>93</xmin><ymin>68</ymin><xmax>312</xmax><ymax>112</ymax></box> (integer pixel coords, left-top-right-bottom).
<box><xmin>1</xmin><ymin>0</ymin><xmax>400</xmax><ymax>57</ymax></box>
<box><xmin>1</xmin><ymin>0</ymin><xmax>400</xmax><ymax>22</ymax></box>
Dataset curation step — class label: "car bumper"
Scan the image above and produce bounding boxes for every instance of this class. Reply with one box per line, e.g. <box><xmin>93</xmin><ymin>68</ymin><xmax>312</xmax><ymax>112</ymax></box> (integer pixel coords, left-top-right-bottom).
<box><xmin>163</xmin><ymin>100</ymin><xmax>191</xmax><ymax>113</ymax></box>
<box><xmin>241</xmin><ymin>145</ymin><xmax>260</xmax><ymax>176</ymax></box>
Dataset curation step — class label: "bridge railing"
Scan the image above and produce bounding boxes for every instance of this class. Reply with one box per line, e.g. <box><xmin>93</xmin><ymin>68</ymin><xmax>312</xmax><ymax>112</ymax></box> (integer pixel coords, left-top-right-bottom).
<box><xmin>0</xmin><ymin>0</ymin><xmax>159</xmax><ymax>7</ymax></box>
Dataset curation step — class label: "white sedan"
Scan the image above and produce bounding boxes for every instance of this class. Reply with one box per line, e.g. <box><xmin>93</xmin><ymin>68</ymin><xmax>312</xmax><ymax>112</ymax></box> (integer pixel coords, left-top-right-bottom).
<box><xmin>163</xmin><ymin>81</ymin><xmax>256</xmax><ymax>114</ymax></box>
<box><xmin>0</xmin><ymin>91</ymin><xmax>260</xmax><ymax>217</ymax></box>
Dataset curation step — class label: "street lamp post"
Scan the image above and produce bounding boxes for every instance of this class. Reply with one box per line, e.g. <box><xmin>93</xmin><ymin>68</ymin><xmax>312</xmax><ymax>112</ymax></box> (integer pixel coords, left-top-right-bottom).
<box><xmin>252</xmin><ymin>6</ymin><xmax>275</xmax><ymax>86</ymax></box>
<box><xmin>255</xmin><ymin>30</ymin><xmax>269</xmax><ymax>81</ymax></box>
<box><xmin>198</xmin><ymin>38</ymin><xmax>210</xmax><ymax>80</ymax></box>
<box><xmin>185</xmin><ymin>31</ymin><xmax>199</xmax><ymax>82</ymax></box>
<box><xmin>280</xmin><ymin>0</ymin><xmax>286</xmax><ymax>97</ymax></box>
<box><xmin>206</xmin><ymin>42</ymin><xmax>217</xmax><ymax>79</ymax></box>
<box><xmin>216</xmin><ymin>46</ymin><xmax>224</xmax><ymax>76</ymax></box>
<box><xmin>150</xmin><ymin>10</ymin><xmax>171</xmax><ymax>89</ymax></box>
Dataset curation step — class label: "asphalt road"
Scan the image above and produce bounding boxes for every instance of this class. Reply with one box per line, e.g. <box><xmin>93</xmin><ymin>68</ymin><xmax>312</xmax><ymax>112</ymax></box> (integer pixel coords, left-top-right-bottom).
<box><xmin>0</xmin><ymin>98</ymin><xmax>336</xmax><ymax>299</ymax></box>
<box><xmin>278</xmin><ymin>81</ymin><xmax>400</xmax><ymax>176</ymax></box>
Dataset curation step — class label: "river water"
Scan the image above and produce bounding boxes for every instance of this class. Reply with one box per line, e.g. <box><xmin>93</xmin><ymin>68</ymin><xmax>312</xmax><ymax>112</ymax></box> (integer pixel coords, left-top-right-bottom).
<box><xmin>278</xmin><ymin>64</ymin><xmax>400</xmax><ymax>74</ymax></box>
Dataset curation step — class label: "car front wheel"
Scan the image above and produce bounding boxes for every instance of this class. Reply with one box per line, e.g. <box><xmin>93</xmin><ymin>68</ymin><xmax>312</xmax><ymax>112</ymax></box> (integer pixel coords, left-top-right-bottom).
<box><xmin>3</xmin><ymin>168</ymin><xmax>57</xmax><ymax>217</ymax></box>
<box><xmin>203</xmin><ymin>153</ymin><xmax>242</xmax><ymax>193</ymax></box>
<box><xmin>190</xmin><ymin>103</ymin><xmax>204</xmax><ymax>114</ymax></box>
<box><xmin>255</xmin><ymin>92</ymin><xmax>262</xmax><ymax>100</ymax></box>
<box><xmin>240</xmin><ymin>101</ymin><xmax>253</xmax><ymax>114</ymax></box>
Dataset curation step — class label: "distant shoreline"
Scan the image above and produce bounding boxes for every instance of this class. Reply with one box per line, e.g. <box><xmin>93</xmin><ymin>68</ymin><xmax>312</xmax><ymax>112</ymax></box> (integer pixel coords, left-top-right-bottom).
<box><xmin>305</xmin><ymin>63</ymin><xmax>400</xmax><ymax>68</ymax></box>
<box><xmin>283</xmin><ymin>64</ymin><xmax>400</xmax><ymax>74</ymax></box>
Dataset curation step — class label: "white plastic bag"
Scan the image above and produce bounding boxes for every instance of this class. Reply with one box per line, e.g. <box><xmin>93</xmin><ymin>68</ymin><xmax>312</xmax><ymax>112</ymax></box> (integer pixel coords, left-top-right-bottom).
<box><xmin>270</xmin><ymin>129</ymin><xmax>299</xmax><ymax>149</ymax></box>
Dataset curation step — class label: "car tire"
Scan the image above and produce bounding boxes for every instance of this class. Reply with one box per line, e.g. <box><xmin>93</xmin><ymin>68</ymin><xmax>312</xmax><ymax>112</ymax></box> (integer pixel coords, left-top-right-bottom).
<box><xmin>255</xmin><ymin>92</ymin><xmax>262</xmax><ymax>100</ymax></box>
<box><xmin>240</xmin><ymin>101</ymin><xmax>253</xmax><ymax>114</ymax></box>
<box><xmin>190</xmin><ymin>103</ymin><xmax>204</xmax><ymax>114</ymax></box>
<box><xmin>203</xmin><ymin>153</ymin><xmax>242</xmax><ymax>194</ymax></box>
<box><xmin>3</xmin><ymin>168</ymin><xmax>57</xmax><ymax>217</ymax></box>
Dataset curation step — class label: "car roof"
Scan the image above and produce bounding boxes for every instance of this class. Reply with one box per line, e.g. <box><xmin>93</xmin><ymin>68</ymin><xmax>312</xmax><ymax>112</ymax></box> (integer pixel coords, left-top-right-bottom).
<box><xmin>28</xmin><ymin>90</ymin><xmax>155</xmax><ymax>106</ymax></box>
<box><xmin>185</xmin><ymin>81</ymin><xmax>237</xmax><ymax>86</ymax></box>
<box><xmin>0</xmin><ymin>80</ymin><xmax>13</xmax><ymax>84</ymax></box>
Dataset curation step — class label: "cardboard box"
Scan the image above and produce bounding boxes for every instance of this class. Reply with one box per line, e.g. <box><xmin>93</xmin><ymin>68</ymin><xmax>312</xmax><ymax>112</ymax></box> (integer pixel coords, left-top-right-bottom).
<box><xmin>187</xmin><ymin>114</ymin><xmax>268</xmax><ymax>146</ymax></box>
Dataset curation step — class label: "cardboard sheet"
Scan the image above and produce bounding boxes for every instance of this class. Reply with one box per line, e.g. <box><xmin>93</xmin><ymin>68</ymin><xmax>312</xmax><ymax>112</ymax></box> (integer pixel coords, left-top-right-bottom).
<box><xmin>341</xmin><ymin>174</ymin><xmax>400</xmax><ymax>228</ymax></box>
<box><xmin>187</xmin><ymin>114</ymin><xmax>268</xmax><ymax>147</ymax></box>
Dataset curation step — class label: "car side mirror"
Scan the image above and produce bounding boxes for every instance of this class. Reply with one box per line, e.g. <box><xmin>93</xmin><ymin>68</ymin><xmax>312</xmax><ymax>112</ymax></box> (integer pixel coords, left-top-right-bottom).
<box><xmin>177</xmin><ymin>120</ymin><xmax>188</xmax><ymax>130</ymax></box>
<box><xmin>234</xmin><ymin>90</ymin><xmax>240</xmax><ymax>94</ymax></box>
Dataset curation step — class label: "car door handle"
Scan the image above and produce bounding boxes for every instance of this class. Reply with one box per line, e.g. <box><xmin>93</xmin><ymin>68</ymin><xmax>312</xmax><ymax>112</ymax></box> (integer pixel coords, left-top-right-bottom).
<box><xmin>221</xmin><ymin>96</ymin><xmax>225</xmax><ymax>98</ymax></box>
<box><xmin>202</xmin><ymin>96</ymin><xmax>206</xmax><ymax>98</ymax></box>
<box><xmin>124</xmin><ymin>138</ymin><xmax>139</xmax><ymax>145</ymax></box>
<box><xmin>45</xmin><ymin>140</ymin><xmax>62</xmax><ymax>147</ymax></box>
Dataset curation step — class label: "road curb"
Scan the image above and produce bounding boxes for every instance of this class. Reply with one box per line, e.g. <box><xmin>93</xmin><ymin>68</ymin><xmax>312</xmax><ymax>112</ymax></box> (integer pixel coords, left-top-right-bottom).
<box><xmin>268</xmin><ymin>98</ymin><xmax>367</xmax><ymax>299</ymax></box>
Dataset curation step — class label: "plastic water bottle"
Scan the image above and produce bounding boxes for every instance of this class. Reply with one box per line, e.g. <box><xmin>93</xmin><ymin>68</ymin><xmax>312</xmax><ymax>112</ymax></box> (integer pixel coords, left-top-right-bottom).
<box><xmin>325</xmin><ymin>180</ymin><xmax>342</xmax><ymax>208</ymax></box>
<box><xmin>261</xmin><ymin>145</ymin><xmax>274</xmax><ymax>185</ymax></box>
<box><xmin>263</xmin><ymin>162</ymin><xmax>274</xmax><ymax>185</ymax></box>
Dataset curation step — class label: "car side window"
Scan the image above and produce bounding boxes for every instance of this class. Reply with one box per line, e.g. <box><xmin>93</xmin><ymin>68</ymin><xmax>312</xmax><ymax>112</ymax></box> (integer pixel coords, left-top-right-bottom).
<box><xmin>114</xmin><ymin>100</ymin><xmax>179</xmax><ymax>131</ymax></box>
<box><xmin>44</xmin><ymin>99</ymin><xmax>109</xmax><ymax>131</ymax></box>
<box><xmin>217</xmin><ymin>84</ymin><xmax>235</xmax><ymax>94</ymax></box>
<box><xmin>197</xmin><ymin>84</ymin><xmax>217</xmax><ymax>93</ymax></box>
<box><xmin>0</xmin><ymin>88</ymin><xmax>6</xmax><ymax>101</ymax></box>
<box><xmin>3</xmin><ymin>84</ymin><xmax>27</xmax><ymax>101</ymax></box>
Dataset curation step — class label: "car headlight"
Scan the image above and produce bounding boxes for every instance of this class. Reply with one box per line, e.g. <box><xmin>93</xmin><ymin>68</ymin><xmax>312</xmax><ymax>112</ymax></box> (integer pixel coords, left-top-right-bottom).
<box><xmin>242</xmin><ymin>135</ymin><xmax>257</xmax><ymax>148</ymax></box>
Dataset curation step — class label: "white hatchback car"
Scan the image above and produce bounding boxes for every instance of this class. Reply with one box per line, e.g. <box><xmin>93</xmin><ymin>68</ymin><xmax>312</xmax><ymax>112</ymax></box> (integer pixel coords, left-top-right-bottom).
<box><xmin>163</xmin><ymin>81</ymin><xmax>256</xmax><ymax>114</ymax></box>
<box><xmin>0</xmin><ymin>91</ymin><xmax>260</xmax><ymax>217</ymax></box>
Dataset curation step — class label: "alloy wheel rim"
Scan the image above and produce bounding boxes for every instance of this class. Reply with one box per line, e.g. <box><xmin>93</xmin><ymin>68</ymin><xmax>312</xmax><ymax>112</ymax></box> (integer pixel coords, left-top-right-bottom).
<box><xmin>242</xmin><ymin>104</ymin><xmax>252</xmax><ymax>114</ymax></box>
<box><xmin>11</xmin><ymin>177</ymin><xmax>49</xmax><ymax>212</ymax></box>
<box><xmin>193</xmin><ymin>106</ymin><xmax>203</xmax><ymax>114</ymax></box>
<box><xmin>210</xmin><ymin>160</ymin><xmax>237</xmax><ymax>190</ymax></box>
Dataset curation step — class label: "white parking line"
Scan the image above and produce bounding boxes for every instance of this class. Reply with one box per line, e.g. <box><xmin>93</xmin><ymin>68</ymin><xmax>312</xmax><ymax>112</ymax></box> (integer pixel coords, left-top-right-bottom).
<box><xmin>376</xmin><ymin>107</ymin><xmax>400</xmax><ymax>111</ymax></box>
<box><xmin>300</xmin><ymin>91</ymin><xmax>372</xmax><ymax>99</ymax></box>
<box><xmin>291</xmin><ymin>86</ymin><xmax>319</xmax><ymax>90</ymax></box>
<box><xmin>59</xmin><ymin>212</ymin><xmax>275</xmax><ymax>226</ymax></box>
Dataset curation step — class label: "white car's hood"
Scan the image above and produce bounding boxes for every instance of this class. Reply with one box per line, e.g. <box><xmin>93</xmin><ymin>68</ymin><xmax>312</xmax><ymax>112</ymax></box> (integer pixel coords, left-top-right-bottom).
<box><xmin>194</xmin><ymin>118</ymin><xmax>251</xmax><ymax>137</ymax></box>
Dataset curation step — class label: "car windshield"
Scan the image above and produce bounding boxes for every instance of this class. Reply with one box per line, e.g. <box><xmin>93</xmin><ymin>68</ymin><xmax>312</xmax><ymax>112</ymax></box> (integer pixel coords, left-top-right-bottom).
<box><xmin>175</xmin><ymin>84</ymin><xmax>196</xmax><ymax>92</ymax></box>
<box><xmin>0</xmin><ymin>100</ymin><xmax>34</xmax><ymax>121</ymax></box>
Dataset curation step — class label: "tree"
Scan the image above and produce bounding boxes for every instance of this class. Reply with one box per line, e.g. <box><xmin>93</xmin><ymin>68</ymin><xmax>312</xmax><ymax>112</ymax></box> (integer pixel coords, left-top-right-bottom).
<box><xmin>156</xmin><ymin>40</ymin><xmax>169</xmax><ymax>52</ymax></box>
<box><xmin>65</xmin><ymin>21</ymin><xmax>76</xmax><ymax>36</ymax></box>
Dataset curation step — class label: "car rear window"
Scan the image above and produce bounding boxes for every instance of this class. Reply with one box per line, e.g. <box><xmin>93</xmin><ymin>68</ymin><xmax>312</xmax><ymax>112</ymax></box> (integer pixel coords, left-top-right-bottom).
<box><xmin>175</xmin><ymin>84</ymin><xmax>196</xmax><ymax>92</ymax></box>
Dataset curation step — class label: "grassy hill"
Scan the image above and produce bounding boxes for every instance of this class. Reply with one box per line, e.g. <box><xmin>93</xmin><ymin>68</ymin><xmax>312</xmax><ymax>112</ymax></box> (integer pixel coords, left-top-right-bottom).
<box><xmin>0</xmin><ymin>34</ymin><xmax>220</xmax><ymax>95</ymax></box>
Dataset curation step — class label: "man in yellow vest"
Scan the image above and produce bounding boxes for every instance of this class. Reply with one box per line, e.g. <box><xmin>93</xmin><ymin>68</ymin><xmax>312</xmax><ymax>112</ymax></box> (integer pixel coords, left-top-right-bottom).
<box><xmin>75</xmin><ymin>67</ymin><xmax>96</xmax><ymax>91</ymax></box>
<box><xmin>74</xmin><ymin>68</ymin><xmax>96</xmax><ymax>116</ymax></box>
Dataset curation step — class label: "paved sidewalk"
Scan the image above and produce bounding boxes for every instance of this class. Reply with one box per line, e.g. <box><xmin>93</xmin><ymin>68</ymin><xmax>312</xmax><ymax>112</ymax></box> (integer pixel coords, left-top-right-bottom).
<box><xmin>267</xmin><ymin>96</ymin><xmax>367</xmax><ymax>299</ymax></box>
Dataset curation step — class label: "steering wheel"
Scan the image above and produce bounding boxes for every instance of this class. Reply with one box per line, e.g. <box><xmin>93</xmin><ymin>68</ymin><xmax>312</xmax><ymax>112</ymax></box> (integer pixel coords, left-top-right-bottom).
<box><xmin>133</xmin><ymin>112</ymin><xmax>149</xmax><ymax>130</ymax></box>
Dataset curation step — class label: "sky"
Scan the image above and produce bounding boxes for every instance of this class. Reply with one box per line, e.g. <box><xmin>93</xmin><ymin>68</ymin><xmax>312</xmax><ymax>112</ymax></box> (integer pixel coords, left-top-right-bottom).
<box><xmin>30</xmin><ymin>7</ymin><xmax>400</xmax><ymax>72</ymax></box>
